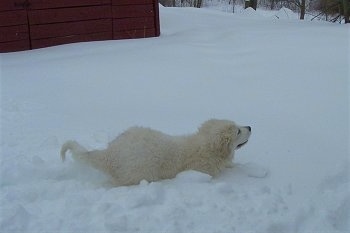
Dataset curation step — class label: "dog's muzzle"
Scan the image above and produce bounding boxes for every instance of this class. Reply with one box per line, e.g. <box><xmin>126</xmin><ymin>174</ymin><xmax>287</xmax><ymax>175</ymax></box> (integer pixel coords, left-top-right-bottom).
<box><xmin>237</xmin><ymin>126</ymin><xmax>251</xmax><ymax>149</ymax></box>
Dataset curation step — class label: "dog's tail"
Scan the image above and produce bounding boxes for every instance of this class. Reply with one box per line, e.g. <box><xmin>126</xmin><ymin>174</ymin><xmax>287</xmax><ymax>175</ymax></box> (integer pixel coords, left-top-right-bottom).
<box><xmin>60</xmin><ymin>140</ymin><xmax>107</xmax><ymax>172</ymax></box>
<box><xmin>60</xmin><ymin>140</ymin><xmax>88</xmax><ymax>162</ymax></box>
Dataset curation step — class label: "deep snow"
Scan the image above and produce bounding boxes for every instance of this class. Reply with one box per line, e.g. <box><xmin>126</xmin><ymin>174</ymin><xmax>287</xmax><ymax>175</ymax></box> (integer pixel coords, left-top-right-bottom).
<box><xmin>1</xmin><ymin>5</ymin><xmax>349</xmax><ymax>233</ymax></box>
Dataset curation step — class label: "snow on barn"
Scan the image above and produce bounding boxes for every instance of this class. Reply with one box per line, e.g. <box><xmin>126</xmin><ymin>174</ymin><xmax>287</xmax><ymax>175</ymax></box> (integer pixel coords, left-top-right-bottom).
<box><xmin>0</xmin><ymin>0</ymin><xmax>160</xmax><ymax>52</ymax></box>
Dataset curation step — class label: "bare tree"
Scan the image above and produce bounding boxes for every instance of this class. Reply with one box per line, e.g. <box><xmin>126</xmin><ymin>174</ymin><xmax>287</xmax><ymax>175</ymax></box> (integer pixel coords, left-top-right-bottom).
<box><xmin>311</xmin><ymin>0</ymin><xmax>350</xmax><ymax>23</ymax></box>
<box><xmin>344</xmin><ymin>0</ymin><xmax>350</xmax><ymax>23</ymax></box>
<box><xmin>195</xmin><ymin>0</ymin><xmax>203</xmax><ymax>8</ymax></box>
<box><xmin>245</xmin><ymin>0</ymin><xmax>258</xmax><ymax>10</ymax></box>
<box><xmin>159</xmin><ymin>0</ymin><xmax>175</xmax><ymax>7</ymax></box>
<box><xmin>270</xmin><ymin>0</ymin><xmax>276</xmax><ymax>10</ymax></box>
<box><xmin>300</xmin><ymin>0</ymin><xmax>306</xmax><ymax>19</ymax></box>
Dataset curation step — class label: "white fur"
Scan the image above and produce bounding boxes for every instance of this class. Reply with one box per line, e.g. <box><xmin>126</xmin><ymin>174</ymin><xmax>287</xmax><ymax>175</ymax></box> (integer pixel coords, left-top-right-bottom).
<box><xmin>61</xmin><ymin>119</ymin><xmax>251</xmax><ymax>186</ymax></box>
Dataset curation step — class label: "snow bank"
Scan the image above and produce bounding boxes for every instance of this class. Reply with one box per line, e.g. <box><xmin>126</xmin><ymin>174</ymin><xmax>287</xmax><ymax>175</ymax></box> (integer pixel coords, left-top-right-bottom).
<box><xmin>274</xmin><ymin>7</ymin><xmax>297</xmax><ymax>19</ymax></box>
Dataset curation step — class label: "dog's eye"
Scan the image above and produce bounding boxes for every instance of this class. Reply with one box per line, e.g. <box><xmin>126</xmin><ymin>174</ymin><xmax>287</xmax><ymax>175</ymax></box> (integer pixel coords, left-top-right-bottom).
<box><xmin>237</xmin><ymin>129</ymin><xmax>241</xmax><ymax>135</ymax></box>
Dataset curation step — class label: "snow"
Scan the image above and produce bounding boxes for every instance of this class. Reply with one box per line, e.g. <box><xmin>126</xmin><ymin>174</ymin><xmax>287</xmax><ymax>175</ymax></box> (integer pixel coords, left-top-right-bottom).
<box><xmin>1</xmin><ymin>5</ymin><xmax>349</xmax><ymax>233</ymax></box>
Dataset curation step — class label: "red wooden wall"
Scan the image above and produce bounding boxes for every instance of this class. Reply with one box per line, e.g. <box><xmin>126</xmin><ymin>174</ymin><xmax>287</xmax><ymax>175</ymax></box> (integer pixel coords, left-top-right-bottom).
<box><xmin>0</xmin><ymin>0</ymin><xmax>160</xmax><ymax>52</ymax></box>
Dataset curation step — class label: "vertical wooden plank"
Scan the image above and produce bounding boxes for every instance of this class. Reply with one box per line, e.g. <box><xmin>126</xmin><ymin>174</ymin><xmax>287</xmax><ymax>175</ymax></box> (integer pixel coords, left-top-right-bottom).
<box><xmin>153</xmin><ymin>0</ymin><xmax>160</xmax><ymax>36</ymax></box>
<box><xmin>111</xmin><ymin>0</ymin><xmax>160</xmax><ymax>39</ymax></box>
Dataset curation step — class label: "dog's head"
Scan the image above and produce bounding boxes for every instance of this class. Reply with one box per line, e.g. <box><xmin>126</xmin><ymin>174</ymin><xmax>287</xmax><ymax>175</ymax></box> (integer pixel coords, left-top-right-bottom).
<box><xmin>199</xmin><ymin>119</ymin><xmax>251</xmax><ymax>157</ymax></box>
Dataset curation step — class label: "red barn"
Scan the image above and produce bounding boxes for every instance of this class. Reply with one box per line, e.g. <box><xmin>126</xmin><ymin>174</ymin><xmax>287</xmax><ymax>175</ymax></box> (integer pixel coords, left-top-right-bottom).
<box><xmin>0</xmin><ymin>0</ymin><xmax>160</xmax><ymax>52</ymax></box>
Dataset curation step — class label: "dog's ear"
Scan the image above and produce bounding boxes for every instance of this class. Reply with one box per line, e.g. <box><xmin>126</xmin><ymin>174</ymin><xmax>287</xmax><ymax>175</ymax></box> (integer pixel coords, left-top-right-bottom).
<box><xmin>212</xmin><ymin>127</ymin><xmax>235</xmax><ymax>158</ymax></box>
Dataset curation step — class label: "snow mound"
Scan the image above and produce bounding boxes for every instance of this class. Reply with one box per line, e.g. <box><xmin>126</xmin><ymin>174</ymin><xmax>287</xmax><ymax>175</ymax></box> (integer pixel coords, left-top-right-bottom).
<box><xmin>274</xmin><ymin>7</ymin><xmax>297</xmax><ymax>19</ymax></box>
<box><xmin>174</xmin><ymin>170</ymin><xmax>212</xmax><ymax>183</ymax></box>
<box><xmin>240</xmin><ymin>7</ymin><xmax>262</xmax><ymax>18</ymax></box>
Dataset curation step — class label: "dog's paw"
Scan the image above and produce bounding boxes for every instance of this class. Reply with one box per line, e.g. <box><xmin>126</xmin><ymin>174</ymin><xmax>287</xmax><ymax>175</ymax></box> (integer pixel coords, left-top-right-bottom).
<box><xmin>238</xmin><ymin>162</ymin><xmax>269</xmax><ymax>178</ymax></box>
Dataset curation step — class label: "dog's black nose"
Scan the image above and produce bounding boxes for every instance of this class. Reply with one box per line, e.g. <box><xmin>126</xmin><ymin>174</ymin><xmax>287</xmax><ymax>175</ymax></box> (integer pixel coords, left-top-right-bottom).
<box><xmin>246</xmin><ymin>126</ymin><xmax>251</xmax><ymax>132</ymax></box>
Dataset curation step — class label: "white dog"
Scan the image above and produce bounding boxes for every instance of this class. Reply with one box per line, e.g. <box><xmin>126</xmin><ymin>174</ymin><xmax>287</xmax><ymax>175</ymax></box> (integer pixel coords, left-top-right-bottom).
<box><xmin>61</xmin><ymin>119</ymin><xmax>251</xmax><ymax>186</ymax></box>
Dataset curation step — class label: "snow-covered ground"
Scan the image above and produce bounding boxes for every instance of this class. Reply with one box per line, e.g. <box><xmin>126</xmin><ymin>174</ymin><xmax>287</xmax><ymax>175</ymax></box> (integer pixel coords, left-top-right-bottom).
<box><xmin>1</xmin><ymin>5</ymin><xmax>349</xmax><ymax>233</ymax></box>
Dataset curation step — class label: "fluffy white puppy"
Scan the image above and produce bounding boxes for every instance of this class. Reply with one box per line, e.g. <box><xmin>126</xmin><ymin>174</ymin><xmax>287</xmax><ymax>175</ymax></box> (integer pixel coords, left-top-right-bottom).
<box><xmin>61</xmin><ymin>119</ymin><xmax>251</xmax><ymax>186</ymax></box>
